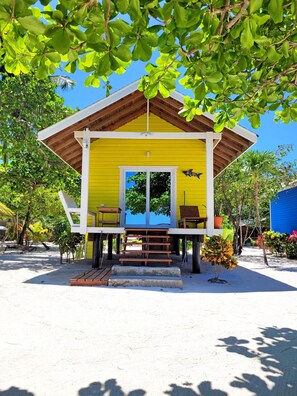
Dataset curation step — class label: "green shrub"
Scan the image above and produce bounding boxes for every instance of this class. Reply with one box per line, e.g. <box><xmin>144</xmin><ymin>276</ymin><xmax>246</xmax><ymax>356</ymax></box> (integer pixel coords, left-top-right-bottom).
<box><xmin>263</xmin><ymin>231</ymin><xmax>287</xmax><ymax>256</ymax></box>
<box><xmin>201</xmin><ymin>235</ymin><xmax>238</xmax><ymax>283</ymax></box>
<box><xmin>285</xmin><ymin>231</ymin><xmax>297</xmax><ymax>259</ymax></box>
<box><xmin>52</xmin><ymin>218</ymin><xmax>83</xmax><ymax>263</ymax></box>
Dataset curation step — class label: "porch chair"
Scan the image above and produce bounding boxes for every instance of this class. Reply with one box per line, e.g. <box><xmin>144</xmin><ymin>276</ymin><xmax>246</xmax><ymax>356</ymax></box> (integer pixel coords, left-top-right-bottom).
<box><xmin>178</xmin><ymin>205</ymin><xmax>207</xmax><ymax>228</ymax></box>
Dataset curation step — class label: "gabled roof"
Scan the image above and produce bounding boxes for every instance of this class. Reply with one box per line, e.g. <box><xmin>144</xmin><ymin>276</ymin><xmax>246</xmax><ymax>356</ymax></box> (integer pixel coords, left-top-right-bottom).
<box><xmin>38</xmin><ymin>80</ymin><xmax>257</xmax><ymax>175</ymax></box>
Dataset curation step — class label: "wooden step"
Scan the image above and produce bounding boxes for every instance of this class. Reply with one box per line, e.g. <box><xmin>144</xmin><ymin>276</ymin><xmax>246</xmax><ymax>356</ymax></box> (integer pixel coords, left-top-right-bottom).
<box><xmin>123</xmin><ymin>242</ymin><xmax>171</xmax><ymax>246</ymax></box>
<box><xmin>124</xmin><ymin>235</ymin><xmax>170</xmax><ymax>240</ymax></box>
<box><xmin>70</xmin><ymin>268</ymin><xmax>112</xmax><ymax>286</ymax></box>
<box><xmin>125</xmin><ymin>228</ymin><xmax>168</xmax><ymax>233</ymax></box>
<box><xmin>121</xmin><ymin>250</ymin><xmax>171</xmax><ymax>255</ymax></box>
<box><xmin>119</xmin><ymin>258</ymin><xmax>172</xmax><ymax>266</ymax></box>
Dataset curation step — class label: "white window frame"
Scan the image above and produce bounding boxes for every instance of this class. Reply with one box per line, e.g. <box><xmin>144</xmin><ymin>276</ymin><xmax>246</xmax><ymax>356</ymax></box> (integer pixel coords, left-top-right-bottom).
<box><xmin>119</xmin><ymin>166</ymin><xmax>177</xmax><ymax>227</ymax></box>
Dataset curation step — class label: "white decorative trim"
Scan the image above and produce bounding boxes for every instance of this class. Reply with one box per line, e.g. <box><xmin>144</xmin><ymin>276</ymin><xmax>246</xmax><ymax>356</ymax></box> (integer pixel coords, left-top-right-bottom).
<box><xmin>206</xmin><ymin>133</ymin><xmax>215</xmax><ymax>235</ymax></box>
<box><xmin>80</xmin><ymin>130</ymin><xmax>91</xmax><ymax>234</ymax></box>
<box><xmin>74</xmin><ymin>131</ymin><xmax>210</xmax><ymax>140</ymax></box>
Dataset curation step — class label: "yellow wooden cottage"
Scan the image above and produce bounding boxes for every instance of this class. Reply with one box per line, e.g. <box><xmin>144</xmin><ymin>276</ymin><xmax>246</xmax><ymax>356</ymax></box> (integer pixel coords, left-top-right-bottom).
<box><xmin>38</xmin><ymin>80</ymin><xmax>257</xmax><ymax>276</ymax></box>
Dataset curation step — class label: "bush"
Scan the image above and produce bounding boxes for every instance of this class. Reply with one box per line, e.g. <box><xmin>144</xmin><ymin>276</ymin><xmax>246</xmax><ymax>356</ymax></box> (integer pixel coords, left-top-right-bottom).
<box><xmin>201</xmin><ymin>235</ymin><xmax>238</xmax><ymax>283</ymax></box>
<box><xmin>263</xmin><ymin>231</ymin><xmax>287</xmax><ymax>256</ymax></box>
<box><xmin>52</xmin><ymin>218</ymin><xmax>83</xmax><ymax>263</ymax></box>
<box><xmin>285</xmin><ymin>231</ymin><xmax>297</xmax><ymax>259</ymax></box>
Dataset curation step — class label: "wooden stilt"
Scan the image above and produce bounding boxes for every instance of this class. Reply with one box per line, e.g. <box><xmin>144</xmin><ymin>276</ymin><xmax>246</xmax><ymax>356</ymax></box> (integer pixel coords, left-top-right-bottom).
<box><xmin>93</xmin><ymin>234</ymin><xmax>100</xmax><ymax>268</ymax></box>
<box><xmin>116</xmin><ymin>234</ymin><xmax>121</xmax><ymax>254</ymax></box>
<box><xmin>173</xmin><ymin>235</ymin><xmax>180</xmax><ymax>256</ymax></box>
<box><xmin>182</xmin><ymin>235</ymin><xmax>186</xmax><ymax>261</ymax></box>
<box><xmin>192</xmin><ymin>235</ymin><xmax>200</xmax><ymax>273</ymax></box>
<box><xmin>107</xmin><ymin>233</ymin><xmax>113</xmax><ymax>260</ymax></box>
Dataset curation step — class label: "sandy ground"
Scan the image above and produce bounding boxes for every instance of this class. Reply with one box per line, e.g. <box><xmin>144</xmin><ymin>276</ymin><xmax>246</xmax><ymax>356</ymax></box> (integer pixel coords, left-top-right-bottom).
<box><xmin>0</xmin><ymin>245</ymin><xmax>296</xmax><ymax>396</ymax></box>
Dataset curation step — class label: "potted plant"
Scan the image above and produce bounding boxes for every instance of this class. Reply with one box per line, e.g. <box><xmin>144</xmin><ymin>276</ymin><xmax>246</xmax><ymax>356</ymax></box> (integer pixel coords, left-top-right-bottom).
<box><xmin>213</xmin><ymin>204</ymin><xmax>223</xmax><ymax>229</ymax></box>
<box><xmin>214</xmin><ymin>215</ymin><xmax>223</xmax><ymax>229</ymax></box>
<box><xmin>201</xmin><ymin>235</ymin><xmax>238</xmax><ymax>283</ymax></box>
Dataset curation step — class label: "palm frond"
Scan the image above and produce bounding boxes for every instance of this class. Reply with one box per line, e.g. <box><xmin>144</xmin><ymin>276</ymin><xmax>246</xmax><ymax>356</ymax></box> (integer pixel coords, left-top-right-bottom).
<box><xmin>49</xmin><ymin>75</ymin><xmax>75</xmax><ymax>90</ymax></box>
<box><xmin>0</xmin><ymin>202</ymin><xmax>14</xmax><ymax>217</ymax></box>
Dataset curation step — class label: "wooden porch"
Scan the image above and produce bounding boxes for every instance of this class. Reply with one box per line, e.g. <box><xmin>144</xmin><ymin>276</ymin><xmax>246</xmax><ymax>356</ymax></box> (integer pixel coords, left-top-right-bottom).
<box><xmin>70</xmin><ymin>267</ymin><xmax>112</xmax><ymax>286</ymax></box>
<box><xmin>90</xmin><ymin>227</ymin><xmax>206</xmax><ymax>274</ymax></box>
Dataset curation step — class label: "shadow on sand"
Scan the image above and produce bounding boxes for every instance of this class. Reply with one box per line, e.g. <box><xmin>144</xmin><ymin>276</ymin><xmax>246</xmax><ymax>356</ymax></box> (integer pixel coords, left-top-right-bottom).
<box><xmin>1</xmin><ymin>326</ymin><xmax>296</xmax><ymax>395</ymax></box>
<box><xmin>22</xmin><ymin>261</ymin><xmax>297</xmax><ymax>293</ymax></box>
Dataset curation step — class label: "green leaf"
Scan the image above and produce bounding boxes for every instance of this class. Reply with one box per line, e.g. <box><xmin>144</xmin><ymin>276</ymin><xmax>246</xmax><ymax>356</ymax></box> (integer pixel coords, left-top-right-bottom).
<box><xmin>249</xmin><ymin>0</ymin><xmax>263</xmax><ymax>14</ymax></box>
<box><xmin>18</xmin><ymin>16</ymin><xmax>46</xmax><ymax>35</ymax></box>
<box><xmin>290</xmin><ymin>107</ymin><xmax>297</xmax><ymax>121</ymax></box>
<box><xmin>144</xmin><ymin>82</ymin><xmax>158</xmax><ymax>99</ymax></box>
<box><xmin>85</xmin><ymin>75</ymin><xmax>100</xmax><ymax>88</ymax></box>
<box><xmin>267</xmin><ymin>46</ymin><xmax>282</xmax><ymax>62</ymax></box>
<box><xmin>109</xmin><ymin>19</ymin><xmax>131</xmax><ymax>35</ymax></box>
<box><xmin>241</xmin><ymin>20</ymin><xmax>254</xmax><ymax>49</ymax></box>
<box><xmin>205</xmin><ymin>72</ymin><xmax>223</xmax><ymax>84</ymax></box>
<box><xmin>249</xmin><ymin>113</ymin><xmax>260</xmax><ymax>128</ymax></box>
<box><xmin>112</xmin><ymin>45</ymin><xmax>132</xmax><ymax>62</ymax></box>
<box><xmin>194</xmin><ymin>83</ymin><xmax>206</xmax><ymax>100</ymax></box>
<box><xmin>46</xmin><ymin>52</ymin><xmax>61</xmax><ymax>63</ymax></box>
<box><xmin>268</xmin><ymin>0</ymin><xmax>283</xmax><ymax>23</ymax></box>
<box><xmin>50</xmin><ymin>28</ymin><xmax>71</xmax><ymax>55</ymax></box>
<box><xmin>281</xmin><ymin>41</ymin><xmax>289</xmax><ymax>58</ymax></box>
<box><xmin>213</xmin><ymin>122</ymin><xmax>225</xmax><ymax>133</ymax></box>
<box><xmin>252</xmin><ymin>70</ymin><xmax>263</xmax><ymax>81</ymax></box>
<box><xmin>132</xmin><ymin>38</ymin><xmax>152</xmax><ymax>61</ymax></box>
<box><xmin>159</xmin><ymin>82</ymin><xmax>171</xmax><ymax>98</ymax></box>
<box><xmin>114</xmin><ymin>0</ymin><xmax>129</xmax><ymax>13</ymax></box>
<box><xmin>173</xmin><ymin>3</ymin><xmax>188</xmax><ymax>28</ymax></box>
<box><xmin>129</xmin><ymin>0</ymin><xmax>142</xmax><ymax>21</ymax></box>
<box><xmin>252</xmin><ymin>14</ymin><xmax>270</xmax><ymax>26</ymax></box>
<box><xmin>97</xmin><ymin>53</ymin><xmax>110</xmax><ymax>75</ymax></box>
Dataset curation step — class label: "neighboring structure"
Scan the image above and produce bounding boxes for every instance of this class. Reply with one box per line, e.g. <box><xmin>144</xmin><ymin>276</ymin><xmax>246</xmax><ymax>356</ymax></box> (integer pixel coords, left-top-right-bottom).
<box><xmin>38</xmin><ymin>80</ymin><xmax>257</xmax><ymax>271</ymax></box>
<box><xmin>271</xmin><ymin>185</ymin><xmax>297</xmax><ymax>234</ymax></box>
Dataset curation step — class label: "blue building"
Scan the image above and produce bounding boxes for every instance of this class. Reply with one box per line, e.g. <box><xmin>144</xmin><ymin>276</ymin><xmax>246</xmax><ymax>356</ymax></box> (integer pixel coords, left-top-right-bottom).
<box><xmin>270</xmin><ymin>185</ymin><xmax>297</xmax><ymax>234</ymax></box>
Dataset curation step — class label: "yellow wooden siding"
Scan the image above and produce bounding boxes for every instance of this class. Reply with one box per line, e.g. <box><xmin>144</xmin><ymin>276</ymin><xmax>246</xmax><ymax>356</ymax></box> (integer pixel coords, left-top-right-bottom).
<box><xmin>116</xmin><ymin>113</ymin><xmax>182</xmax><ymax>132</ymax></box>
<box><xmin>88</xmin><ymin>113</ymin><xmax>207</xmax><ymax>220</ymax></box>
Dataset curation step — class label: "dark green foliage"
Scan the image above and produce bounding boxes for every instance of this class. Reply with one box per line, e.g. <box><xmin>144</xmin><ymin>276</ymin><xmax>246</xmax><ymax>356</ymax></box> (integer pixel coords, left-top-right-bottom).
<box><xmin>52</xmin><ymin>218</ymin><xmax>83</xmax><ymax>263</ymax></box>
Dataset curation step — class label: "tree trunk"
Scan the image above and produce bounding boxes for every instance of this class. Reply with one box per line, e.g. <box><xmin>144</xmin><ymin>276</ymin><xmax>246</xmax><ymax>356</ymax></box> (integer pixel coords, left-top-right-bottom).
<box><xmin>254</xmin><ymin>176</ymin><xmax>269</xmax><ymax>266</ymax></box>
<box><xmin>17</xmin><ymin>201</ymin><xmax>32</xmax><ymax>245</ymax></box>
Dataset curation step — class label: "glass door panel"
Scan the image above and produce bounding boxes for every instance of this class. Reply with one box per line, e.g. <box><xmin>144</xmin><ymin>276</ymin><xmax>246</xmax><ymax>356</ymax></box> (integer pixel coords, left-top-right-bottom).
<box><xmin>149</xmin><ymin>172</ymin><xmax>171</xmax><ymax>226</ymax></box>
<box><xmin>124</xmin><ymin>170</ymin><xmax>172</xmax><ymax>226</ymax></box>
<box><xmin>125</xmin><ymin>171</ymin><xmax>146</xmax><ymax>225</ymax></box>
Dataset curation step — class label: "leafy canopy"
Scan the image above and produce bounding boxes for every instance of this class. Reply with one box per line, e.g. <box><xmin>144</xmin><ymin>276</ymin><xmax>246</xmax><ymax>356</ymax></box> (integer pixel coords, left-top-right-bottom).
<box><xmin>0</xmin><ymin>74</ymin><xmax>80</xmax><ymax>243</ymax></box>
<box><xmin>0</xmin><ymin>0</ymin><xmax>296</xmax><ymax>129</ymax></box>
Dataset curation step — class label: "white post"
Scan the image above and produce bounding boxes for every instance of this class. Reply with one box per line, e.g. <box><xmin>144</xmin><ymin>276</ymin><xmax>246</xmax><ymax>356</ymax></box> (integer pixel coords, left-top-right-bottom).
<box><xmin>80</xmin><ymin>129</ymin><xmax>91</xmax><ymax>234</ymax></box>
<box><xmin>206</xmin><ymin>133</ymin><xmax>215</xmax><ymax>235</ymax></box>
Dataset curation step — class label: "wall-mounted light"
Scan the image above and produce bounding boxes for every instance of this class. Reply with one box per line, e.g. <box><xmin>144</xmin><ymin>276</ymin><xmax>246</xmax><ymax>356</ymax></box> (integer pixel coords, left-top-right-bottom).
<box><xmin>183</xmin><ymin>169</ymin><xmax>203</xmax><ymax>178</ymax></box>
<box><xmin>83</xmin><ymin>141</ymin><xmax>88</xmax><ymax>149</ymax></box>
<box><xmin>146</xmin><ymin>151</ymin><xmax>151</xmax><ymax>157</ymax></box>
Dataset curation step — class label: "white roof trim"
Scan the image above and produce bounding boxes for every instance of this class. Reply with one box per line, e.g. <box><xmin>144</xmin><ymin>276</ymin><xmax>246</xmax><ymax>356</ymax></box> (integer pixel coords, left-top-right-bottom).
<box><xmin>170</xmin><ymin>90</ymin><xmax>258</xmax><ymax>143</ymax></box>
<box><xmin>74</xmin><ymin>131</ymin><xmax>221</xmax><ymax>140</ymax></box>
<box><xmin>38</xmin><ymin>80</ymin><xmax>141</xmax><ymax>141</ymax></box>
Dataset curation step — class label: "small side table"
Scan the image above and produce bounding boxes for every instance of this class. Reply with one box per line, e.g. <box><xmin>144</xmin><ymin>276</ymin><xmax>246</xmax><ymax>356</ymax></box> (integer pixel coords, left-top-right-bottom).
<box><xmin>97</xmin><ymin>207</ymin><xmax>122</xmax><ymax>227</ymax></box>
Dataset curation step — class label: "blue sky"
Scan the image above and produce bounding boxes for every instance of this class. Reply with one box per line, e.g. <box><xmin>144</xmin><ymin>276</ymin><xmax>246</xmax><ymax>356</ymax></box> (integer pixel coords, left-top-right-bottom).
<box><xmin>57</xmin><ymin>65</ymin><xmax>297</xmax><ymax>162</ymax></box>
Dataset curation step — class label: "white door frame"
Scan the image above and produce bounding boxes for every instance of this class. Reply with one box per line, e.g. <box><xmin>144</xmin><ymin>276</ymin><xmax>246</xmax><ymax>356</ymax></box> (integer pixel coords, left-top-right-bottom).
<box><xmin>119</xmin><ymin>166</ymin><xmax>177</xmax><ymax>227</ymax></box>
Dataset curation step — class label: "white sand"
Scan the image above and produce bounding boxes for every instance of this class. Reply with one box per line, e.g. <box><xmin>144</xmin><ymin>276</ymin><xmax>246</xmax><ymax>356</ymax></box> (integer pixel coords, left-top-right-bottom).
<box><xmin>0</xmin><ymin>246</ymin><xmax>296</xmax><ymax>396</ymax></box>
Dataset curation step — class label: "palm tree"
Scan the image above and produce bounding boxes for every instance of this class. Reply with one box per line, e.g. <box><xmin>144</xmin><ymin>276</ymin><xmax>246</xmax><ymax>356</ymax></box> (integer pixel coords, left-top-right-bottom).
<box><xmin>0</xmin><ymin>202</ymin><xmax>14</xmax><ymax>217</ymax></box>
<box><xmin>243</xmin><ymin>150</ymin><xmax>279</xmax><ymax>266</ymax></box>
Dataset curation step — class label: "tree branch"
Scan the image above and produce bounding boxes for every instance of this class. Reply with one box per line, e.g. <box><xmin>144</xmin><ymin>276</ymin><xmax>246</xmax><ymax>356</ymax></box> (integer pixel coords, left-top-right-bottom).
<box><xmin>211</xmin><ymin>2</ymin><xmax>244</xmax><ymax>15</ymax></box>
<box><xmin>226</xmin><ymin>0</ymin><xmax>250</xmax><ymax>30</ymax></box>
